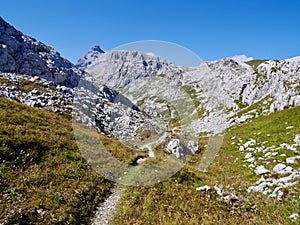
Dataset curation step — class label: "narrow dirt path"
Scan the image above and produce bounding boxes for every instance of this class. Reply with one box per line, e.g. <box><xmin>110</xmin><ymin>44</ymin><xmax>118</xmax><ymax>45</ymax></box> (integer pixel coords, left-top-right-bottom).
<box><xmin>92</xmin><ymin>186</ymin><xmax>124</xmax><ymax>225</ymax></box>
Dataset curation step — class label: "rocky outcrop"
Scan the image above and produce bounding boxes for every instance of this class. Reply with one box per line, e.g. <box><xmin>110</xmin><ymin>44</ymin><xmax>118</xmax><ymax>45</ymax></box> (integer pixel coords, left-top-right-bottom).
<box><xmin>0</xmin><ymin>17</ymin><xmax>84</xmax><ymax>87</ymax></box>
<box><xmin>78</xmin><ymin>46</ymin><xmax>300</xmax><ymax>136</ymax></box>
<box><xmin>235</xmin><ymin>135</ymin><xmax>300</xmax><ymax>201</ymax></box>
<box><xmin>0</xmin><ymin>16</ymin><xmax>200</xmax><ymax>159</ymax></box>
<box><xmin>0</xmin><ymin>72</ymin><xmax>145</xmax><ymax>140</ymax></box>
<box><xmin>77</xmin><ymin>48</ymin><xmax>184</xmax><ymax>88</ymax></box>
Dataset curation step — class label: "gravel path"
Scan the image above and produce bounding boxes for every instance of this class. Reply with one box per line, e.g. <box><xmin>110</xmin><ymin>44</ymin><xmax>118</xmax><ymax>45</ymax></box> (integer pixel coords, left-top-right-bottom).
<box><xmin>92</xmin><ymin>186</ymin><xmax>124</xmax><ymax>225</ymax></box>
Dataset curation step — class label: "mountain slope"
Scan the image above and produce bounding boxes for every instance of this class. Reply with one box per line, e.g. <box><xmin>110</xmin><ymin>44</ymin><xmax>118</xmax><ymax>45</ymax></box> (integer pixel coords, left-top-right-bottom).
<box><xmin>0</xmin><ymin>16</ymin><xmax>300</xmax><ymax>224</ymax></box>
<box><xmin>0</xmin><ymin>17</ymin><xmax>84</xmax><ymax>87</ymax></box>
<box><xmin>111</xmin><ymin>106</ymin><xmax>300</xmax><ymax>224</ymax></box>
<box><xmin>0</xmin><ymin>97</ymin><xmax>112</xmax><ymax>224</ymax></box>
<box><xmin>77</xmin><ymin>47</ymin><xmax>184</xmax><ymax>88</ymax></box>
<box><xmin>78</xmin><ymin>47</ymin><xmax>300</xmax><ymax>137</ymax></box>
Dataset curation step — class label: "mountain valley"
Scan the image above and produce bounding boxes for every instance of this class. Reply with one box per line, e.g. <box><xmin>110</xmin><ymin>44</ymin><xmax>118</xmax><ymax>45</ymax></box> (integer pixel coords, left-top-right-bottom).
<box><xmin>0</xmin><ymin>16</ymin><xmax>299</xmax><ymax>224</ymax></box>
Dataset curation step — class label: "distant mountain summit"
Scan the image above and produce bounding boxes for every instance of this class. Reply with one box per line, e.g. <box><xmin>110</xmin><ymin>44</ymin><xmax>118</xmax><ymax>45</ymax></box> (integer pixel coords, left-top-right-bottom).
<box><xmin>230</xmin><ymin>55</ymin><xmax>254</xmax><ymax>62</ymax></box>
<box><xmin>78</xmin><ymin>45</ymin><xmax>300</xmax><ymax>120</ymax></box>
<box><xmin>77</xmin><ymin>48</ymin><xmax>184</xmax><ymax>88</ymax></box>
<box><xmin>77</xmin><ymin>45</ymin><xmax>105</xmax><ymax>69</ymax></box>
<box><xmin>0</xmin><ymin>17</ymin><xmax>84</xmax><ymax>87</ymax></box>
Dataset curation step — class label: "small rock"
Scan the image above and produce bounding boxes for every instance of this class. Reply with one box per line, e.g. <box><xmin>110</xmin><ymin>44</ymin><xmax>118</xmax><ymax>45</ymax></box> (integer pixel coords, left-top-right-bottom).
<box><xmin>188</xmin><ymin>140</ymin><xmax>200</xmax><ymax>154</ymax></box>
<box><xmin>239</xmin><ymin>146</ymin><xmax>245</xmax><ymax>151</ymax></box>
<box><xmin>273</xmin><ymin>163</ymin><xmax>294</xmax><ymax>174</ymax></box>
<box><xmin>247</xmin><ymin>182</ymin><xmax>268</xmax><ymax>193</ymax></box>
<box><xmin>248</xmin><ymin>163</ymin><xmax>255</xmax><ymax>169</ymax></box>
<box><xmin>286</xmin><ymin>126</ymin><xmax>294</xmax><ymax>130</ymax></box>
<box><xmin>255</xmin><ymin>166</ymin><xmax>270</xmax><ymax>175</ymax></box>
<box><xmin>214</xmin><ymin>186</ymin><xmax>223</xmax><ymax>196</ymax></box>
<box><xmin>277</xmin><ymin>190</ymin><xmax>284</xmax><ymax>201</ymax></box>
<box><xmin>136</xmin><ymin>157</ymin><xmax>148</xmax><ymax>164</ymax></box>
<box><xmin>289</xmin><ymin>213</ymin><xmax>299</xmax><ymax>220</ymax></box>
<box><xmin>245</xmin><ymin>157</ymin><xmax>255</xmax><ymax>163</ymax></box>
<box><xmin>273</xmin><ymin>163</ymin><xmax>286</xmax><ymax>173</ymax></box>
<box><xmin>196</xmin><ymin>185</ymin><xmax>211</xmax><ymax>191</ymax></box>
<box><xmin>243</xmin><ymin>139</ymin><xmax>256</xmax><ymax>148</ymax></box>
<box><xmin>294</xmin><ymin>134</ymin><xmax>300</xmax><ymax>146</ymax></box>
<box><xmin>265</xmin><ymin>152</ymin><xmax>271</xmax><ymax>157</ymax></box>
<box><xmin>245</xmin><ymin>153</ymin><xmax>253</xmax><ymax>159</ymax></box>
<box><xmin>286</xmin><ymin>156</ymin><xmax>299</xmax><ymax>164</ymax></box>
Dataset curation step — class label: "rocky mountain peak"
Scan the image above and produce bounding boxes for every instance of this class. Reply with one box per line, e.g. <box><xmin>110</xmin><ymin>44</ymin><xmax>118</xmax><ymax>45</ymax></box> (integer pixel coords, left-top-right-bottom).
<box><xmin>77</xmin><ymin>48</ymin><xmax>184</xmax><ymax>88</ymax></box>
<box><xmin>77</xmin><ymin>45</ymin><xmax>105</xmax><ymax>69</ymax></box>
<box><xmin>90</xmin><ymin>45</ymin><xmax>105</xmax><ymax>53</ymax></box>
<box><xmin>0</xmin><ymin>16</ymin><xmax>84</xmax><ymax>87</ymax></box>
<box><xmin>230</xmin><ymin>54</ymin><xmax>253</xmax><ymax>62</ymax></box>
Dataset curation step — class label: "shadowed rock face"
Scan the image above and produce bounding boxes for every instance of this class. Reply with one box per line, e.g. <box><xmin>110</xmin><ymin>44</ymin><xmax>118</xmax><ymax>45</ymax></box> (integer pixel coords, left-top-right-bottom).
<box><xmin>0</xmin><ymin>17</ymin><xmax>84</xmax><ymax>87</ymax></box>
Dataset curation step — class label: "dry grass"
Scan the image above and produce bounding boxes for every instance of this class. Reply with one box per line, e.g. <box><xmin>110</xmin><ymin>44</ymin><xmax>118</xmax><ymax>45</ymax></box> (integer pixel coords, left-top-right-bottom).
<box><xmin>0</xmin><ymin>97</ymin><xmax>114</xmax><ymax>224</ymax></box>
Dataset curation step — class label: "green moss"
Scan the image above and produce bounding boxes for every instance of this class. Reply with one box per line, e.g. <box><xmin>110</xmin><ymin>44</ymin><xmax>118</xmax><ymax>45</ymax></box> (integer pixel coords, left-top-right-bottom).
<box><xmin>234</xmin><ymin>99</ymin><xmax>249</xmax><ymax>109</ymax></box>
<box><xmin>181</xmin><ymin>85</ymin><xmax>202</xmax><ymax>115</ymax></box>
<box><xmin>0</xmin><ymin>77</ymin><xmax>48</xmax><ymax>93</ymax></box>
<box><xmin>246</xmin><ymin>60</ymin><xmax>268</xmax><ymax>70</ymax></box>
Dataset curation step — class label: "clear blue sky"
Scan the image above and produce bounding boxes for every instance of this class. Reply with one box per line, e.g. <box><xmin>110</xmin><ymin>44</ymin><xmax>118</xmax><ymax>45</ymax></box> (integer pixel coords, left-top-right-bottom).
<box><xmin>1</xmin><ymin>0</ymin><xmax>300</xmax><ymax>64</ymax></box>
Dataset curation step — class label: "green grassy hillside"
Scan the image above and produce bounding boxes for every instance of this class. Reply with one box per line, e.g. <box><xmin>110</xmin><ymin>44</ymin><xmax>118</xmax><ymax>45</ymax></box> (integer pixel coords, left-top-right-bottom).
<box><xmin>111</xmin><ymin>106</ymin><xmax>300</xmax><ymax>224</ymax></box>
<box><xmin>0</xmin><ymin>96</ymin><xmax>150</xmax><ymax>224</ymax></box>
<box><xmin>1</xmin><ymin>95</ymin><xmax>299</xmax><ymax>224</ymax></box>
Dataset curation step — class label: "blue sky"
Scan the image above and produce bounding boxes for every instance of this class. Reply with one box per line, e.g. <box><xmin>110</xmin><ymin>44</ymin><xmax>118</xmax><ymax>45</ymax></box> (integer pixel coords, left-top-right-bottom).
<box><xmin>1</xmin><ymin>0</ymin><xmax>300</xmax><ymax>65</ymax></box>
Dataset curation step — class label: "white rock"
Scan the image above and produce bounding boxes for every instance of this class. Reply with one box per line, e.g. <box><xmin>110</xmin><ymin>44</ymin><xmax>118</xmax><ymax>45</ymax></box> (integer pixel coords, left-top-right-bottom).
<box><xmin>286</xmin><ymin>156</ymin><xmax>299</xmax><ymax>164</ymax></box>
<box><xmin>248</xmin><ymin>163</ymin><xmax>256</xmax><ymax>169</ymax></box>
<box><xmin>166</xmin><ymin>139</ymin><xmax>186</xmax><ymax>158</ymax></box>
<box><xmin>245</xmin><ymin>153</ymin><xmax>253</xmax><ymax>159</ymax></box>
<box><xmin>239</xmin><ymin>146</ymin><xmax>245</xmax><ymax>151</ymax></box>
<box><xmin>214</xmin><ymin>186</ymin><xmax>223</xmax><ymax>196</ymax></box>
<box><xmin>273</xmin><ymin>163</ymin><xmax>286</xmax><ymax>173</ymax></box>
<box><xmin>265</xmin><ymin>152</ymin><xmax>271</xmax><ymax>157</ymax></box>
<box><xmin>188</xmin><ymin>140</ymin><xmax>200</xmax><ymax>154</ymax></box>
<box><xmin>244</xmin><ymin>139</ymin><xmax>256</xmax><ymax>148</ymax></box>
<box><xmin>294</xmin><ymin>134</ymin><xmax>300</xmax><ymax>146</ymax></box>
<box><xmin>289</xmin><ymin>213</ymin><xmax>299</xmax><ymax>220</ymax></box>
<box><xmin>136</xmin><ymin>157</ymin><xmax>148</xmax><ymax>164</ymax></box>
<box><xmin>255</xmin><ymin>166</ymin><xmax>270</xmax><ymax>175</ymax></box>
<box><xmin>280</xmin><ymin>143</ymin><xmax>297</xmax><ymax>151</ymax></box>
<box><xmin>273</xmin><ymin>163</ymin><xmax>294</xmax><ymax>174</ymax></box>
<box><xmin>282</xmin><ymin>166</ymin><xmax>294</xmax><ymax>174</ymax></box>
<box><xmin>196</xmin><ymin>185</ymin><xmax>211</xmax><ymax>191</ymax></box>
<box><xmin>277</xmin><ymin>190</ymin><xmax>284</xmax><ymax>200</ymax></box>
<box><xmin>245</xmin><ymin>157</ymin><xmax>256</xmax><ymax>163</ymax></box>
<box><xmin>247</xmin><ymin>182</ymin><xmax>268</xmax><ymax>193</ymax></box>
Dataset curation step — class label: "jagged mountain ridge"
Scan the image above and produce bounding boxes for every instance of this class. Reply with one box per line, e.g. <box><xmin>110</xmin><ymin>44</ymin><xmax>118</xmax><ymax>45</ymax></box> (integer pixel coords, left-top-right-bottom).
<box><xmin>0</xmin><ymin>17</ymin><xmax>153</xmax><ymax>145</ymax></box>
<box><xmin>77</xmin><ymin>47</ymin><xmax>185</xmax><ymax>88</ymax></box>
<box><xmin>0</xmin><ymin>16</ymin><xmax>300</xmax><ymax>225</ymax></box>
<box><xmin>78</xmin><ymin>46</ymin><xmax>300</xmax><ymax>130</ymax></box>
<box><xmin>0</xmin><ymin>17</ymin><xmax>83</xmax><ymax>87</ymax></box>
<box><xmin>0</xmin><ymin>17</ymin><xmax>198</xmax><ymax>160</ymax></box>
